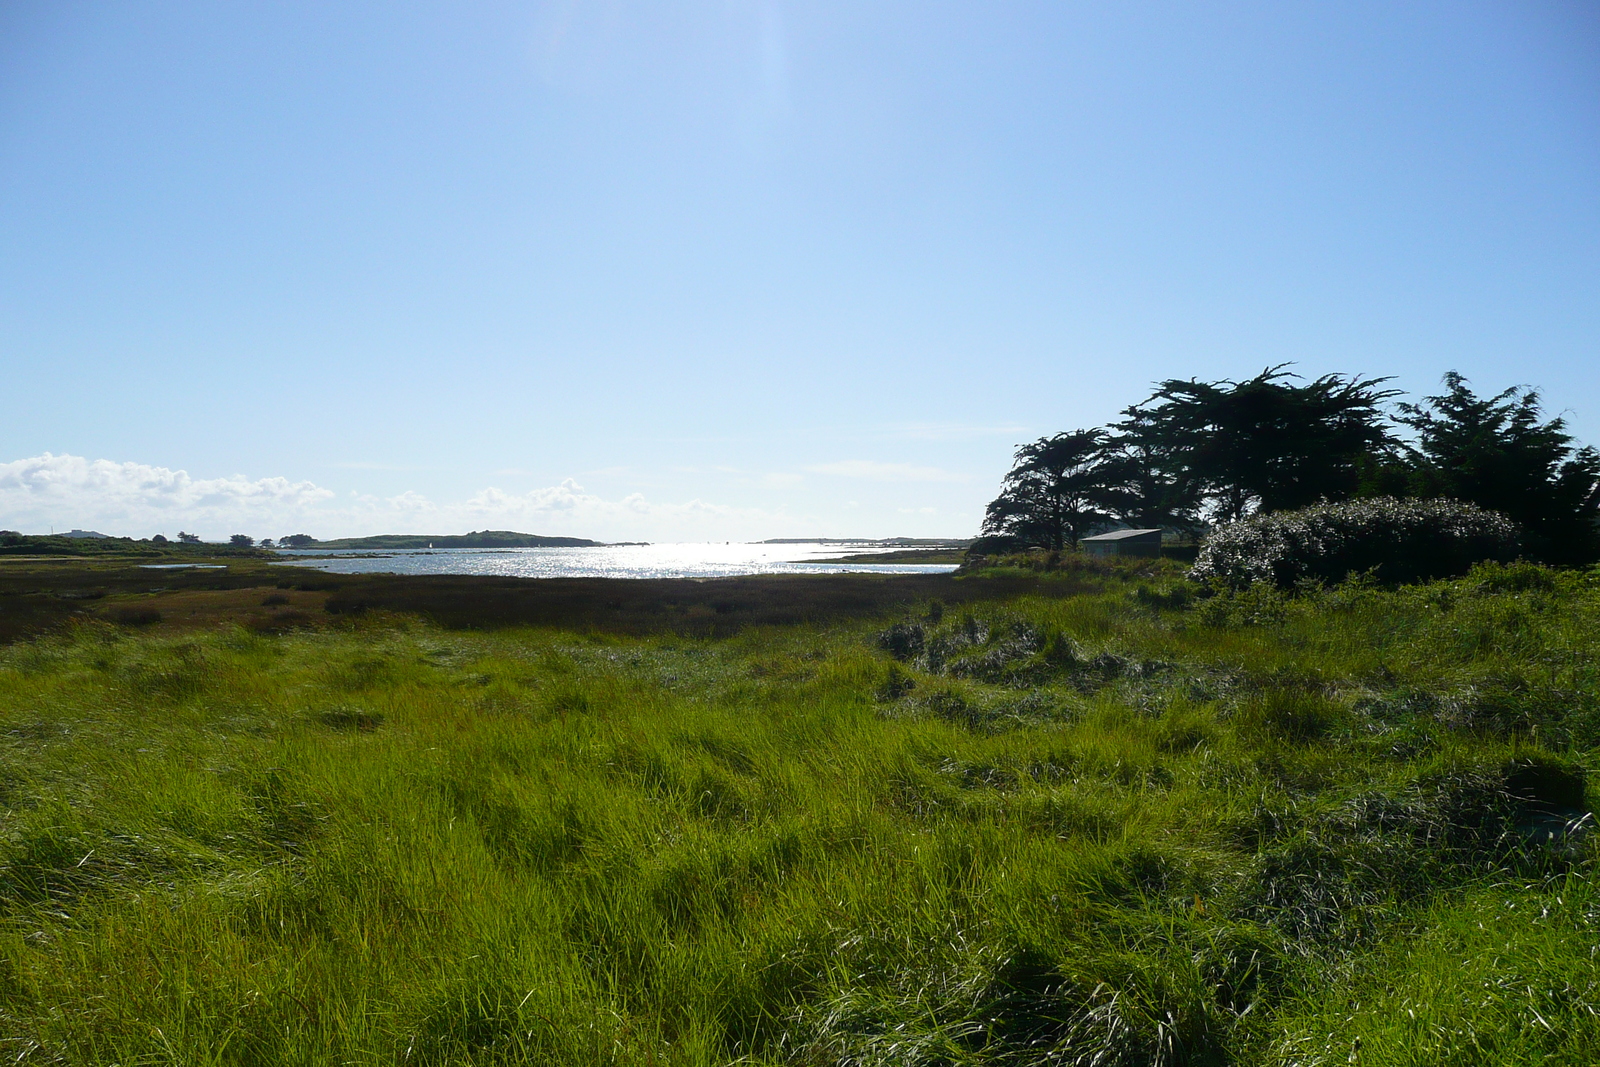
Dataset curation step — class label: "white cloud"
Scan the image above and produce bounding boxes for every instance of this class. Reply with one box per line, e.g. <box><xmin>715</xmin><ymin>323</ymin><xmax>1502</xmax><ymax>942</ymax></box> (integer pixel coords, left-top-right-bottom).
<box><xmin>464</xmin><ymin>480</ymin><xmax>737</xmax><ymax>523</ymax></box>
<box><xmin>0</xmin><ymin>453</ymin><xmax>799</xmax><ymax>543</ymax></box>
<box><xmin>0</xmin><ymin>453</ymin><xmax>333</xmax><ymax>535</ymax></box>
<box><xmin>803</xmin><ymin>460</ymin><xmax>968</xmax><ymax>483</ymax></box>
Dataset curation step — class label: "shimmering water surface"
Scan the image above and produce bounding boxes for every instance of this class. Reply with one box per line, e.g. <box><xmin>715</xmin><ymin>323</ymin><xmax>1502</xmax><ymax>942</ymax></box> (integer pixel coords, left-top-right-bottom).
<box><xmin>273</xmin><ymin>542</ymin><xmax>960</xmax><ymax>579</ymax></box>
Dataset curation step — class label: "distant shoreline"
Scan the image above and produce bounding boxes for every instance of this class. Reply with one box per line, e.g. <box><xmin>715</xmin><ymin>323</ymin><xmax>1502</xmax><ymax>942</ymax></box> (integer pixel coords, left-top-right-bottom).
<box><xmin>804</xmin><ymin>548</ymin><xmax>968</xmax><ymax>565</ymax></box>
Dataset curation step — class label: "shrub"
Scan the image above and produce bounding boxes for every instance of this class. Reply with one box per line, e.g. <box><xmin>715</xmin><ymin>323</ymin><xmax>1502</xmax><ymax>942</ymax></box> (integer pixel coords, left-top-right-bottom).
<box><xmin>1191</xmin><ymin>497</ymin><xmax>1519</xmax><ymax>589</ymax></box>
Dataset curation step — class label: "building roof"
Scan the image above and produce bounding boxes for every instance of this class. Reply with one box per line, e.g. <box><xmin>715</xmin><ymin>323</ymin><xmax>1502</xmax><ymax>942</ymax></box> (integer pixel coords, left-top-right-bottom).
<box><xmin>1080</xmin><ymin>528</ymin><xmax>1163</xmax><ymax>542</ymax></box>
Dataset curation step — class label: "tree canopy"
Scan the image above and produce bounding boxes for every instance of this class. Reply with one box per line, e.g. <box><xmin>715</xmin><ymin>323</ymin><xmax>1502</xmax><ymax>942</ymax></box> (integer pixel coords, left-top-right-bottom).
<box><xmin>982</xmin><ymin>430</ymin><xmax>1127</xmax><ymax>550</ymax></box>
<box><xmin>1116</xmin><ymin>366</ymin><xmax>1400</xmax><ymax>522</ymax></box>
<box><xmin>1397</xmin><ymin>373</ymin><xmax>1600</xmax><ymax>563</ymax></box>
<box><xmin>981</xmin><ymin>367</ymin><xmax>1599</xmax><ymax>565</ymax></box>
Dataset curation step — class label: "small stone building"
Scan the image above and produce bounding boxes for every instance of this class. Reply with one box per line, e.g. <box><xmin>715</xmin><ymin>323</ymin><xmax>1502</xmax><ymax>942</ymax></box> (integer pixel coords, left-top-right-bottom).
<box><xmin>1080</xmin><ymin>529</ymin><xmax>1163</xmax><ymax>558</ymax></box>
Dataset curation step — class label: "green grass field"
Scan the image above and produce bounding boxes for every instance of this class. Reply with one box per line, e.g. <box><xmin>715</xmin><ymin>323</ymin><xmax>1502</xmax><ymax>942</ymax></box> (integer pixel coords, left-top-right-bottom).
<box><xmin>0</xmin><ymin>560</ymin><xmax>1596</xmax><ymax>1064</ymax></box>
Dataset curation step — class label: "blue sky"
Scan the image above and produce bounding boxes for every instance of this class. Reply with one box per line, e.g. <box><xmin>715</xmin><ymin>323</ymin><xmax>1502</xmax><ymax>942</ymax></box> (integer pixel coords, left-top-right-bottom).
<box><xmin>2</xmin><ymin>1</ymin><xmax>1597</xmax><ymax>541</ymax></box>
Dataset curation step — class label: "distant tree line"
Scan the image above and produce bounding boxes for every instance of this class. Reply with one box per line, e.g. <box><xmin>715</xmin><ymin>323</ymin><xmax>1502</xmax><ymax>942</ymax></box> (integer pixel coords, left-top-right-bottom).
<box><xmin>983</xmin><ymin>367</ymin><xmax>1600</xmax><ymax>564</ymax></box>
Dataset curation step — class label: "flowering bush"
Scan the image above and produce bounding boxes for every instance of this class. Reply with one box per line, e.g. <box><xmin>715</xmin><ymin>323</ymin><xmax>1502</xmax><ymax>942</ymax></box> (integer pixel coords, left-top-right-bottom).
<box><xmin>1191</xmin><ymin>497</ymin><xmax>1520</xmax><ymax>589</ymax></box>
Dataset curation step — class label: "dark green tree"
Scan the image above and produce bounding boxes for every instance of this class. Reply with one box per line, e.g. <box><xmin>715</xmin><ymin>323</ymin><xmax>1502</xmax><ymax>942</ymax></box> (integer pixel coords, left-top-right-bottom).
<box><xmin>983</xmin><ymin>430</ymin><xmax>1129</xmax><ymax>550</ymax></box>
<box><xmin>1101</xmin><ymin>439</ymin><xmax>1205</xmax><ymax>536</ymax></box>
<box><xmin>229</xmin><ymin>534</ymin><xmax>253</xmax><ymax>547</ymax></box>
<box><xmin>1116</xmin><ymin>365</ymin><xmax>1401</xmax><ymax>521</ymax></box>
<box><xmin>1397</xmin><ymin>372</ymin><xmax>1600</xmax><ymax>563</ymax></box>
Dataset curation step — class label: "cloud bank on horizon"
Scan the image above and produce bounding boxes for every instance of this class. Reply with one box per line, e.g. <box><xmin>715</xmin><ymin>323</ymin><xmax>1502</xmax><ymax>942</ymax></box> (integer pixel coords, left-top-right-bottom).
<box><xmin>0</xmin><ymin>453</ymin><xmax>902</xmax><ymax>543</ymax></box>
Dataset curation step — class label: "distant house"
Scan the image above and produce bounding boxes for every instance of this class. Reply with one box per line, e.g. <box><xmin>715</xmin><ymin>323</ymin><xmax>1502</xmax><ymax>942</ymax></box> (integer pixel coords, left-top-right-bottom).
<box><xmin>64</xmin><ymin>529</ymin><xmax>110</xmax><ymax>539</ymax></box>
<box><xmin>1081</xmin><ymin>529</ymin><xmax>1163</xmax><ymax>557</ymax></box>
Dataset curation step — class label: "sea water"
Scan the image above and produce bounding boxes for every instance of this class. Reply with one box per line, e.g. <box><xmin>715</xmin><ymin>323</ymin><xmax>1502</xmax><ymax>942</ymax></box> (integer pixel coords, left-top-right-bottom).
<box><xmin>272</xmin><ymin>542</ymin><xmax>959</xmax><ymax>579</ymax></box>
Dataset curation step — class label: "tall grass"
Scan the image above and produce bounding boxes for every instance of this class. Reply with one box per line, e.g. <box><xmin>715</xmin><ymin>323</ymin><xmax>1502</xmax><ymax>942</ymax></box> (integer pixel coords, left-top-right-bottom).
<box><xmin>0</xmin><ymin>563</ymin><xmax>1596</xmax><ymax>1063</ymax></box>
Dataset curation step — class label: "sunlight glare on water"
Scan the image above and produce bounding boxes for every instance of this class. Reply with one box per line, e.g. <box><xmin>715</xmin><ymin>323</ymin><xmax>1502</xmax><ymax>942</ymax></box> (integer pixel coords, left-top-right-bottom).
<box><xmin>272</xmin><ymin>542</ymin><xmax>960</xmax><ymax>579</ymax></box>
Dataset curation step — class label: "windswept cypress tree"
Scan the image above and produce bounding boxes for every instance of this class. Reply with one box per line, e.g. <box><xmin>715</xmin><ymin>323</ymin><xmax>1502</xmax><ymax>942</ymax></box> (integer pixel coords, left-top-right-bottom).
<box><xmin>982</xmin><ymin>430</ymin><xmax>1129</xmax><ymax>550</ymax></box>
<box><xmin>1116</xmin><ymin>366</ymin><xmax>1401</xmax><ymax>521</ymax></box>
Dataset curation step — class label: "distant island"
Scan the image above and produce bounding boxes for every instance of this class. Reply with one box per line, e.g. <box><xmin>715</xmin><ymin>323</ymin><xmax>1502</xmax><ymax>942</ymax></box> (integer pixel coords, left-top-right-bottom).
<box><xmin>283</xmin><ymin>530</ymin><xmax>610</xmax><ymax>550</ymax></box>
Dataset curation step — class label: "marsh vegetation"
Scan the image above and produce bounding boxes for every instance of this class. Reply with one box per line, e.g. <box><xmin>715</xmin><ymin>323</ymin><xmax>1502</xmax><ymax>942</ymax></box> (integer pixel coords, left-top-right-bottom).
<box><xmin>0</xmin><ymin>557</ymin><xmax>1595</xmax><ymax>1063</ymax></box>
